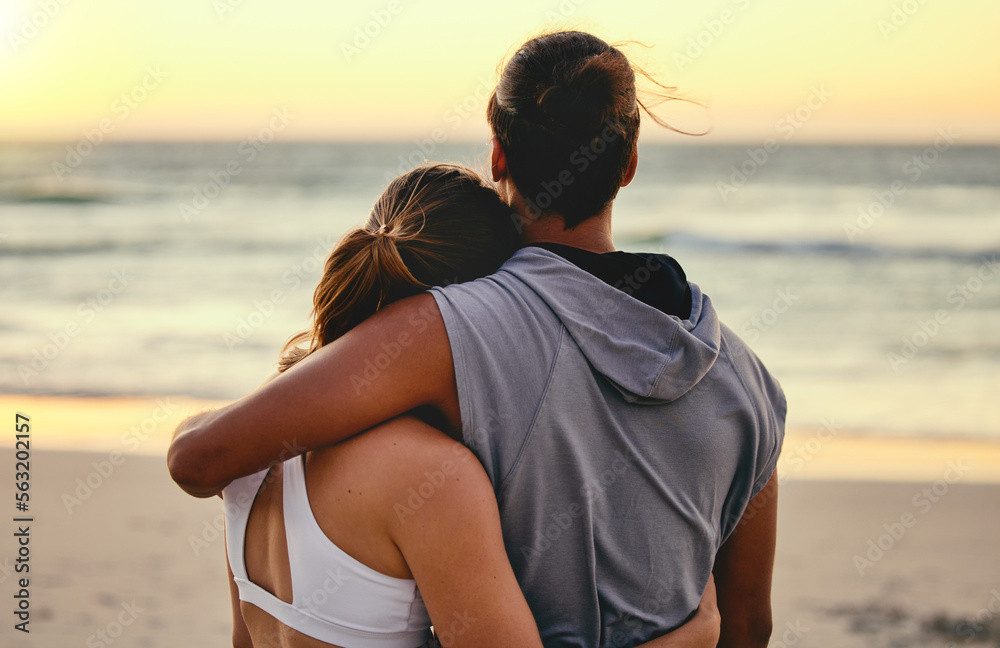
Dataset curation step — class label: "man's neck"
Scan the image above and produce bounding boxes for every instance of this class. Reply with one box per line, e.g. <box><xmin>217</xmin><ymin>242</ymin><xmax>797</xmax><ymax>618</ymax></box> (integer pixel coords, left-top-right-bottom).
<box><xmin>517</xmin><ymin>207</ymin><xmax>616</xmax><ymax>255</ymax></box>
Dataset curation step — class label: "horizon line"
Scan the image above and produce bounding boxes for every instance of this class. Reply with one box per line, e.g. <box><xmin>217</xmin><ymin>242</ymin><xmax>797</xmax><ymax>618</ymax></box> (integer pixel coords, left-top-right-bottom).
<box><xmin>3</xmin><ymin>136</ymin><xmax>1000</xmax><ymax>147</ymax></box>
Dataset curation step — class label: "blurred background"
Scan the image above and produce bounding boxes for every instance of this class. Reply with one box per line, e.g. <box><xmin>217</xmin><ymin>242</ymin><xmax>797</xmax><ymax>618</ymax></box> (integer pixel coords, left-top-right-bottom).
<box><xmin>1</xmin><ymin>0</ymin><xmax>998</xmax><ymax>646</ymax></box>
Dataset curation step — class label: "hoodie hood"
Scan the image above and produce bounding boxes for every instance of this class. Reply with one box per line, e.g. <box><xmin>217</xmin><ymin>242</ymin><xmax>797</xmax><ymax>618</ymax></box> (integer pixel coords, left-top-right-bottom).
<box><xmin>499</xmin><ymin>246</ymin><xmax>721</xmax><ymax>403</ymax></box>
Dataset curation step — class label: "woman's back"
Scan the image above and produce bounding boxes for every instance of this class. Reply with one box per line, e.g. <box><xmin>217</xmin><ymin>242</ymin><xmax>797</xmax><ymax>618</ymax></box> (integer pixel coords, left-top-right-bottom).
<box><xmin>226</xmin><ymin>418</ymin><xmax>463</xmax><ymax>647</ymax></box>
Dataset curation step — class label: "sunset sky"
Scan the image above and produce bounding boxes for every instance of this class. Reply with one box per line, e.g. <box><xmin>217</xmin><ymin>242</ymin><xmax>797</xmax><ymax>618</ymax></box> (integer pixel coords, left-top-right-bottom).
<box><xmin>1</xmin><ymin>0</ymin><xmax>998</xmax><ymax>143</ymax></box>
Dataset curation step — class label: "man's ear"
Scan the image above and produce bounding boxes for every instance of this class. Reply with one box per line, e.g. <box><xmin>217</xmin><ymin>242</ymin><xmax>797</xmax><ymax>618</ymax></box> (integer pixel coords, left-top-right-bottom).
<box><xmin>490</xmin><ymin>137</ymin><xmax>508</xmax><ymax>182</ymax></box>
<box><xmin>620</xmin><ymin>147</ymin><xmax>639</xmax><ymax>187</ymax></box>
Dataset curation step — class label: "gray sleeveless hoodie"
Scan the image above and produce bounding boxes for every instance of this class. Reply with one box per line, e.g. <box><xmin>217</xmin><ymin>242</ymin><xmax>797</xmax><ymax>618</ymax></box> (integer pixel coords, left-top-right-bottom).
<box><xmin>430</xmin><ymin>246</ymin><xmax>786</xmax><ymax>648</ymax></box>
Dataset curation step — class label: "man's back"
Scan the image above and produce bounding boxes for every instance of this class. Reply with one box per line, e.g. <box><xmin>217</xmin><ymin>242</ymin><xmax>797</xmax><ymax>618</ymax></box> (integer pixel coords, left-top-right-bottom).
<box><xmin>431</xmin><ymin>246</ymin><xmax>786</xmax><ymax>647</ymax></box>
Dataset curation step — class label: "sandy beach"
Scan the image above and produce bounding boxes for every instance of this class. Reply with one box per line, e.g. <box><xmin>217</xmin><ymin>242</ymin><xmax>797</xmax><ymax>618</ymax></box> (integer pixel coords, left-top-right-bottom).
<box><xmin>1</xmin><ymin>396</ymin><xmax>999</xmax><ymax>647</ymax></box>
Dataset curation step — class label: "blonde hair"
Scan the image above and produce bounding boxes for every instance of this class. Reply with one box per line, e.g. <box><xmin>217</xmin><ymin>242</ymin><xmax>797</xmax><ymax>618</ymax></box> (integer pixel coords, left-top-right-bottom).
<box><xmin>278</xmin><ymin>163</ymin><xmax>518</xmax><ymax>372</ymax></box>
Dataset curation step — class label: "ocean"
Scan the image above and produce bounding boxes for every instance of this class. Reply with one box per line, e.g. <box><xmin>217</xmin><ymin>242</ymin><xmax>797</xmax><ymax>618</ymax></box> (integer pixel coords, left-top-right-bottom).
<box><xmin>1</xmin><ymin>141</ymin><xmax>998</xmax><ymax>439</ymax></box>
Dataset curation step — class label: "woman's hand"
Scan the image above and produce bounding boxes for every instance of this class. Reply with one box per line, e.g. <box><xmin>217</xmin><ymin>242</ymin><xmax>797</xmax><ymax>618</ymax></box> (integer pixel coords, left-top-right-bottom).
<box><xmin>639</xmin><ymin>575</ymin><xmax>721</xmax><ymax>648</ymax></box>
<box><xmin>692</xmin><ymin>575</ymin><xmax>722</xmax><ymax>645</ymax></box>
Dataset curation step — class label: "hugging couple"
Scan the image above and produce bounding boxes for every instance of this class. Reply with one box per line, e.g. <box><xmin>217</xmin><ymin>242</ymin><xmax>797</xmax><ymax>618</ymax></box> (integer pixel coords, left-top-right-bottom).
<box><xmin>169</xmin><ymin>30</ymin><xmax>786</xmax><ymax>648</ymax></box>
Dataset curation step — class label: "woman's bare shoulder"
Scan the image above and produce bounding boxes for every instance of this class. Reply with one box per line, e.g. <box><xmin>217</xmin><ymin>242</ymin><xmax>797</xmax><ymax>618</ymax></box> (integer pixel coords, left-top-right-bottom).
<box><xmin>344</xmin><ymin>415</ymin><xmax>480</xmax><ymax>481</ymax></box>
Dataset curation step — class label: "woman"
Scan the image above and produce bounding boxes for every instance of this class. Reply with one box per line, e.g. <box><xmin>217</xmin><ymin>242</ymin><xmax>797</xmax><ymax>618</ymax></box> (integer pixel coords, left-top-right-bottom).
<box><xmin>222</xmin><ymin>164</ymin><xmax>721</xmax><ymax>647</ymax></box>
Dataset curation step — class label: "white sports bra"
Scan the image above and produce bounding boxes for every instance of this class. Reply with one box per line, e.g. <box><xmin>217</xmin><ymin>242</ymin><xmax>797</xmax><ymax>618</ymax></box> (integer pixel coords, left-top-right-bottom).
<box><xmin>223</xmin><ymin>455</ymin><xmax>432</xmax><ymax>647</ymax></box>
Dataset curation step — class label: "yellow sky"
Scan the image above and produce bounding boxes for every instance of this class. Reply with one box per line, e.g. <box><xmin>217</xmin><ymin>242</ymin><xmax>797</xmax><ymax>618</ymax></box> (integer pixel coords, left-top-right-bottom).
<box><xmin>1</xmin><ymin>0</ymin><xmax>998</xmax><ymax>143</ymax></box>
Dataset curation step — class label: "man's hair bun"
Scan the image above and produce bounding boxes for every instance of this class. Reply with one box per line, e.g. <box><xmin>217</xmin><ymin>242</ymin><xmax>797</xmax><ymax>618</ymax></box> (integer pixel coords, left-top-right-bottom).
<box><xmin>535</xmin><ymin>51</ymin><xmax>635</xmax><ymax>135</ymax></box>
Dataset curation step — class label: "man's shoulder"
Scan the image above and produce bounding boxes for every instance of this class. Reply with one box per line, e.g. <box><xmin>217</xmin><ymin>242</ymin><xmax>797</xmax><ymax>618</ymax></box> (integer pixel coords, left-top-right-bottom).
<box><xmin>713</xmin><ymin>319</ymin><xmax>784</xmax><ymax>397</ymax></box>
<box><xmin>715</xmin><ymin>321</ymin><xmax>787</xmax><ymax>430</ymax></box>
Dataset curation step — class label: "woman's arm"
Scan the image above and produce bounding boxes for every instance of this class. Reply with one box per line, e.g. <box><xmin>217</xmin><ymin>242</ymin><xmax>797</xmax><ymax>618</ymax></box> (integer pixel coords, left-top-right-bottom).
<box><xmin>383</xmin><ymin>419</ymin><xmax>544</xmax><ymax>648</ymax></box>
<box><xmin>168</xmin><ymin>294</ymin><xmax>456</xmax><ymax>497</ymax></box>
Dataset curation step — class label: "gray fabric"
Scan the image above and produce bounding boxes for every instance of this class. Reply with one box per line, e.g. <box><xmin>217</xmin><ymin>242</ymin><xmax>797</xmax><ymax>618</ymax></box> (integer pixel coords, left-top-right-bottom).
<box><xmin>430</xmin><ymin>246</ymin><xmax>786</xmax><ymax>648</ymax></box>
